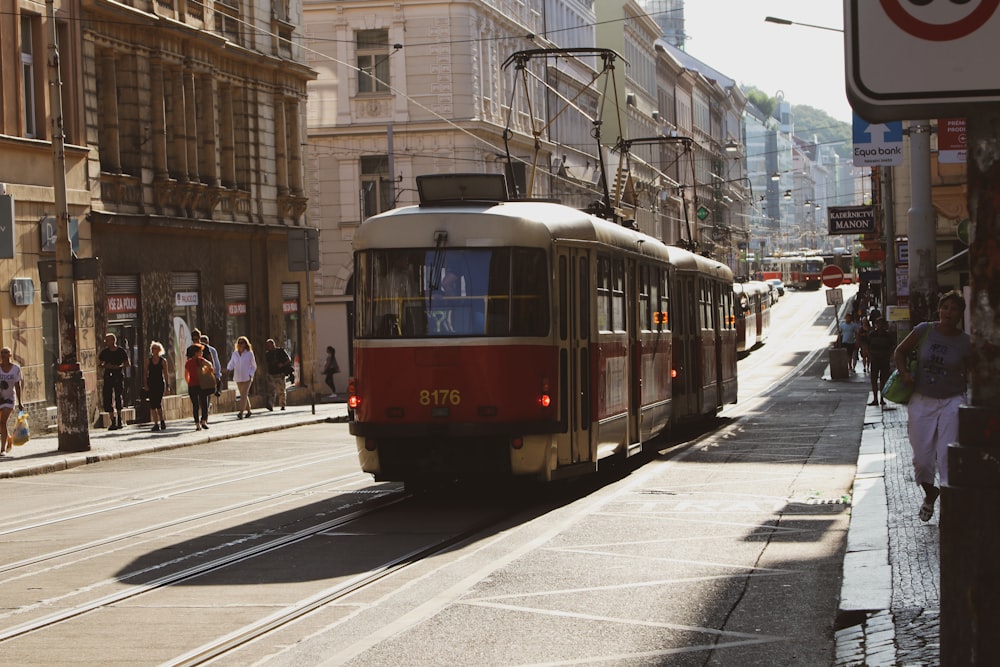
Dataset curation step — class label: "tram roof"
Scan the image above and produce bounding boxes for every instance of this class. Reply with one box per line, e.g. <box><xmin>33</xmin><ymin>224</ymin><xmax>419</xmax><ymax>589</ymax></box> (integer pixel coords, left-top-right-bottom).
<box><xmin>734</xmin><ymin>280</ymin><xmax>770</xmax><ymax>296</ymax></box>
<box><xmin>356</xmin><ymin>200</ymin><xmax>731</xmax><ymax>281</ymax></box>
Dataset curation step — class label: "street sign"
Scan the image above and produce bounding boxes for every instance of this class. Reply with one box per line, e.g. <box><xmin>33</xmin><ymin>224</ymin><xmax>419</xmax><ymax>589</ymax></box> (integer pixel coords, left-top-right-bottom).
<box><xmin>696</xmin><ymin>205</ymin><xmax>710</xmax><ymax>221</ymax></box>
<box><xmin>938</xmin><ymin>118</ymin><xmax>968</xmax><ymax>164</ymax></box>
<box><xmin>845</xmin><ymin>0</ymin><xmax>1000</xmax><ymax>121</ymax></box>
<box><xmin>821</xmin><ymin>264</ymin><xmax>846</xmax><ymax>289</ymax></box>
<box><xmin>0</xmin><ymin>195</ymin><xmax>14</xmax><ymax>259</ymax></box>
<box><xmin>826</xmin><ymin>288</ymin><xmax>844</xmax><ymax>306</ymax></box>
<box><xmin>828</xmin><ymin>205</ymin><xmax>876</xmax><ymax>235</ymax></box>
<box><xmin>287</xmin><ymin>227</ymin><xmax>319</xmax><ymax>272</ymax></box>
<box><xmin>859</xmin><ymin>249</ymin><xmax>886</xmax><ymax>262</ymax></box>
<box><xmin>853</xmin><ymin>113</ymin><xmax>903</xmax><ymax>167</ymax></box>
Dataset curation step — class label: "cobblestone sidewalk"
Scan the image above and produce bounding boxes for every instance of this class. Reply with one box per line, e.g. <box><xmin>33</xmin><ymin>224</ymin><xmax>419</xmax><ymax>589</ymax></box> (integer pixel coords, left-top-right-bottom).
<box><xmin>835</xmin><ymin>403</ymin><xmax>941</xmax><ymax>667</ymax></box>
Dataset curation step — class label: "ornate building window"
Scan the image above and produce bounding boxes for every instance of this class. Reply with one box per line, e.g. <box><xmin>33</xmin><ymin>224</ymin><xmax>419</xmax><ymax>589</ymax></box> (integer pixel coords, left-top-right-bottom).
<box><xmin>216</xmin><ymin>0</ymin><xmax>242</xmax><ymax>44</ymax></box>
<box><xmin>360</xmin><ymin>156</ymin><xmax>392</xmax><ymax>219</ymax></box>
<box><xmin>20</xmin><ymin>15</ymin><xmax>41</xmax><ymax>139</ymax></box>
<box><xmin>357</xmin><ymin>29</ymin><xmax>389</xmax><ymax>94</ymax></box>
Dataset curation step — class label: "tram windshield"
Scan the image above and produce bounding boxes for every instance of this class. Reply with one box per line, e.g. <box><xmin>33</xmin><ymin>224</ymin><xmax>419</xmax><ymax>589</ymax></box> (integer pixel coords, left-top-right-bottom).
<box><xmin>356</xmin><ymin>248</ymin><xmax>550</xmax><ymax>338</ymax></box>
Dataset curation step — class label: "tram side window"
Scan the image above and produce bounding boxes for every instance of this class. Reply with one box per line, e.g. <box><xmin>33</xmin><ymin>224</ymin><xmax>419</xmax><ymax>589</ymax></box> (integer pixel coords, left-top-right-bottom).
<box><xmin>578</xmin><ymin>258</ymin><xmax>590</xmax><ymax>340</ymax></box>
<box><xmin>596</xmin><ymin>255</ymin><xmax>611</xmax><ymax>332</ymax></box>
<box><xmin>558</xmin><ymin>256</ymin><xmax>568</xmax><ymax>341</ymax></box>
<box><xmin>639</xmin><ymin>265</ymin><xmax>651</xmax><ymax>332</ymax></box>
<box><xmin>611</xmin><ymin>258</ymin><xmax>625</xmax><ymax>332</ymax></box>
<box><xmin>722</xmin><ymin>289</ymin><xmax>736</xmax><ymax>329</ymax></box>
<box><xmin>700</xmin><ymin>281</ymin><xmax>715</xmax><ymax>330</ymax></box>
<box><xmin>660</xmin><ymin>270</ymin><xmax>670</xmax><ymax>332</ymax></box>
<box><xmin>509</xmin><ymin>248</ymin><xmax>549</xmax><ymax>336</ymax></box>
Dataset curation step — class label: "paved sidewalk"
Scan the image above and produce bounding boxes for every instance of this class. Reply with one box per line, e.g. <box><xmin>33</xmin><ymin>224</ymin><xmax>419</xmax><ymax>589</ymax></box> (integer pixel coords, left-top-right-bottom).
<box><xmin>836</xmin><ymin>389</ymin><xmax>941</xmax><ymax>666</ymax></box>
<box><xmin>0</xmin><ymin>398</ymin><xmax>351</xmax><ymax>480</ymax></box>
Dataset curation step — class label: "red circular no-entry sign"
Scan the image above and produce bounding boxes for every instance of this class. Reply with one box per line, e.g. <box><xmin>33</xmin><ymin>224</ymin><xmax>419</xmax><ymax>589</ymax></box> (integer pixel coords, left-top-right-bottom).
<box><xmin>880</xmin><ymin>0</ymin><xmax>1000</xmax><ymax>42</ymax></box>
<box><xmin>821</xmin><ymin>265</ymin><xmax>845</xmax><ymax>289</ymax></box>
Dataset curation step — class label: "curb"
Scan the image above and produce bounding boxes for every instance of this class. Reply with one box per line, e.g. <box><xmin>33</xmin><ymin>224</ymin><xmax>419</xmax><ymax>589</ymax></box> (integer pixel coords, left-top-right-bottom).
<box><xmin>0</xmin><ymin>412</ymin><xmax>341</xmax><ymax>480</ymax></box>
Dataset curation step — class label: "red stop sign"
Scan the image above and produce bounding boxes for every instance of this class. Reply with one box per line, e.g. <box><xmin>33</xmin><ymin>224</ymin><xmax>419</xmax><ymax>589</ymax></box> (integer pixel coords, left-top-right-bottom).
<box><xmin>821</xmin><ymin>265</ymin><xmax>845</xmax><ymax>288</ymax></box>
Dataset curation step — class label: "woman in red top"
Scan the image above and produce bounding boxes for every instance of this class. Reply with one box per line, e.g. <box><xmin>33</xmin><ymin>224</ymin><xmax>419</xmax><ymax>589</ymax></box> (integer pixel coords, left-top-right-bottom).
<box><xmin>184</xmin><ymin>344</ymin><xmax>212</xmax><ymax>431</ymax></box>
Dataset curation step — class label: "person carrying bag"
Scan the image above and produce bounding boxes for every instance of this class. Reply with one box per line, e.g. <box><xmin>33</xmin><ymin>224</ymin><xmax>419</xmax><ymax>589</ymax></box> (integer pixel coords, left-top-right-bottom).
<box><xmin>892</xmin><ymin>291</ymin><xmax>972</xmax><ymax>522</ymax></box>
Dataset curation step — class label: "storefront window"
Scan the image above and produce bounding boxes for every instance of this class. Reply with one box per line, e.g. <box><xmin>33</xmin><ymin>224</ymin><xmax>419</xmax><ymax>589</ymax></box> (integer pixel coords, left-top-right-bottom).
<box><xmin>171</xmin><ymin>273</ymin><xmax>201</xmax><ymax>393</ymax></box>
<box><xmin>224</xmin><ymin>283</ymin><xmax>249</xmax><ymax>376</ymax></box>
<box><xmin>281</xmin><ymin>283</ymin><xmax>301</xmax><ymax>385</ymax></box>
<box><xmin>106</xmin><ymin>275</ymin><xmax>141</xmax><ymax>405</ymax></box>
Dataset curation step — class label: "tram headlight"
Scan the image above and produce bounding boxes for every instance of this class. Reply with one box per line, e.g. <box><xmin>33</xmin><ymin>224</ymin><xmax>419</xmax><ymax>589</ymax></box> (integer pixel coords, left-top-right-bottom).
<box><xmin>511</xmin><ymin>436</ymin><xmax>524</xmax><ymax>450</ymax></box>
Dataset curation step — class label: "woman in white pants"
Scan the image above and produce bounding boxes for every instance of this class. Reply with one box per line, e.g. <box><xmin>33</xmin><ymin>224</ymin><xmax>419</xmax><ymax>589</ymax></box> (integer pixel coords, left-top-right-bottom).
<box><xmin>893</xmin><ymin>291</ymin><xmax>972</xmax><ymax>522</ymax></box>
<box><xmin>227</xmin><ymin>336</ymin><xmax>258</xmax><ymax>419</ymax></box>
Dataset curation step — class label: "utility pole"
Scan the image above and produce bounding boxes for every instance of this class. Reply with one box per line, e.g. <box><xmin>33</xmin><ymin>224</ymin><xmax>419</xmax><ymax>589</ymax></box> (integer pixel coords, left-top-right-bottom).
<box><xmin>47</xmin><ymin>0</ymin><xmax>91</xmax><ymax>452</ymax></box>
<box><xmin>906</xmin><ymin>120</ymin><xmax>936</xmax><ymax>326</ymax></box>
<box><xmin>940</xmin><ymin>107</ymin><xmax>1000</xmax><ymax>666</ymax></box>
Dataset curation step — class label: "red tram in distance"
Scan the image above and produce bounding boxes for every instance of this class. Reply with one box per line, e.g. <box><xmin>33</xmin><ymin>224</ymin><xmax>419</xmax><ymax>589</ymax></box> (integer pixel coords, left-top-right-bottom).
<box><xmin>761</xmin><ymin>256</ymin><xmax>824</xmax><ymax>290</ymax></box>
<box><xmin>348</xmin><ymin>174</ymin><xmax>737</xmax><ymax>487</ymax></box>
<box><xmin>733</xmin><ymin>280</ymin><xmax>771</xmax><ymax>355</ymax></box>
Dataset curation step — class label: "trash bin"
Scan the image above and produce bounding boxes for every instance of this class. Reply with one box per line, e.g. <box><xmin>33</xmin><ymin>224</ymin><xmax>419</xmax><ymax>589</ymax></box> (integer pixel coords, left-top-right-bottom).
<box><xmin>828</xmin><ymin>347</ymin><xmax>850</xmax><ymax>380</ymax></box>
<box><xmin>134</xmin><ymin>391</ymin><xmax>151</xmax><ymax>423</ymax></box>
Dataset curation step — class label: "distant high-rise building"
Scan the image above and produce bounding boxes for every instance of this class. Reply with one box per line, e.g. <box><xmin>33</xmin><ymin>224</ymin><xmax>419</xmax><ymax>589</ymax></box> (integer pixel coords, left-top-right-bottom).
<box><xmin>643</xmin><ymin>0</ymin><xmax>686</xmax><ymax>48</ymax></box>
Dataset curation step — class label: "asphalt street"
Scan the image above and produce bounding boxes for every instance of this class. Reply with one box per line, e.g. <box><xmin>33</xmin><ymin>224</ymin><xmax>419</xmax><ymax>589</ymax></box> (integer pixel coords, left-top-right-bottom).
<box><xmin>0</xmin><ymin>352</ymin><xmax>940</xmax><ymax>665</ymax></box>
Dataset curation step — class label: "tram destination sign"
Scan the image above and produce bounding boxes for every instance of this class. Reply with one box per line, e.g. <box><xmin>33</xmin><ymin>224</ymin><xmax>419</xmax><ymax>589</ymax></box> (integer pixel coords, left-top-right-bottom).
<box><xmin>828</xmin><ymin>205</ymin><xmax>876</xmax><ymax>235</ymax></box>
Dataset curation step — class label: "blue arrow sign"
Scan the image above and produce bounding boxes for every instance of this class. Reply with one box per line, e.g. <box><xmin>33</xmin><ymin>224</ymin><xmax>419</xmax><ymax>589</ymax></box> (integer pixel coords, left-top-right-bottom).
<box><xmin>853</xmin><ymin>113</ymin><xmax>904</xmax><ymax>167</ymax></box>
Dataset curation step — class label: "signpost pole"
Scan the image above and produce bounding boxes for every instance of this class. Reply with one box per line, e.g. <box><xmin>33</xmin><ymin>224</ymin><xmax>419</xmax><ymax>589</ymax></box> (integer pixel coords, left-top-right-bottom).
<box><xmin>940</xmin><ymin>107</ymin><xmax>1000</xmax><ymax>667</ymax></box>
<box><xmin>906</xmin><ymin>120</ymin><xmax>937</xmax><ymax>328</ymax></box>
<box><xmin>47</xmin><ymin>0</ymin><xmax>90</xmax><ymax>452</ymax></box>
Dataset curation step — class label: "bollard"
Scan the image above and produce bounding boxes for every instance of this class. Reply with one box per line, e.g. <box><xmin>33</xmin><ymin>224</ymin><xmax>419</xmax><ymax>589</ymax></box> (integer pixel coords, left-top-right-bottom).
<box><xmin>828</xmin><ymin>347</ymin><xmax>850</xmax><ymax>380</ymax></box>
<box><xmin>941</xmin><ymin>405</ymin><xmax>1000</xmax><ymax>666</ymax></box>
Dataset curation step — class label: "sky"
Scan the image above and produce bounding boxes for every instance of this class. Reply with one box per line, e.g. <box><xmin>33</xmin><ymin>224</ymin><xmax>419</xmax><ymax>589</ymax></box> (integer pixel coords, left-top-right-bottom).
<box><xmin>679</xmin><ymin>1</ymin><xmax>852</xmax><ymax>124</ymax></box>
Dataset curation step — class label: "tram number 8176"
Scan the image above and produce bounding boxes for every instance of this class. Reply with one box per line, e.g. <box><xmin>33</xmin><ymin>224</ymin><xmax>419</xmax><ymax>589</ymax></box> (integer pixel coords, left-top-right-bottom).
<box><xmin>419</xmin><ymin>389</ymin><xmax>462</xmax><ymax>406</ymax></box>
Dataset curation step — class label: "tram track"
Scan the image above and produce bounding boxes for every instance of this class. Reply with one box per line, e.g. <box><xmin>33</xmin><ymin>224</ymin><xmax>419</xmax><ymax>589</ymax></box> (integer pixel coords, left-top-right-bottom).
<box><xmin>0</xmin><ymin>470</ymin><xmax>370</xmax><ymax>576</ymax></box>
<box><xmin>0</xmin><ymin>450</ymin><xmax>358</xmax><ymax>538</ymax></box>
<box><xmin>0</xmin><ymin>491</ymin><xmax>411</xmax><ymax>644</ymax></box>
<box><xmin>164</xmin><ymin>497</ymin><xmax>528</xmax><ymax>667</ymax></box>
<box><xmin>0</xmin><ymin>483</ymin><xmax>544</xmax><ymax>666</ymax></box>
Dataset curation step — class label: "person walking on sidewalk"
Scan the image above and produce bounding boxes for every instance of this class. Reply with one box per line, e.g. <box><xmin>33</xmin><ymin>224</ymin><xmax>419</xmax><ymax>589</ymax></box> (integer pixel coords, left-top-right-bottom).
<box><xmin>867</xmin><ymin>317</ymin><xmax>893</xmax><ymax>406</ymax></box>
<box><xmin>0</xmin><ymin>347</ymin><xmax>24</xmax><ymax>455</ymax></box>
<box><xmin>836</xmin><ymin>313</ymin><xmax>861</xmax><ymax>373</ymax></box>
<box><xmin>184</xmin><ymin>344</ymin><xmax>213</xmax><ymax>431</ymax></box>
<box><xmin>199</xmin><ymin>333</ymin><xmax>222</xmax><ymax>416</ymax></box>
<box><xmin>893</xmin><ymin>290</ymin><xmax>972</xmax><ymax>522</ymax></box>
<box><xmin>227</xmin><ymin>336</ymin><xmax>257</xmax><ymax>419</ymax></box>
<box><xmin>263</xmin><ymin>338</ymin><xmax>292</xmax><ymax>411</ymax></box>
<box><xmin>99</xmin><ymin>333</ymin><xmax>130</xmax><ymax>430</ymax></box>
<box><xmin>322</xmin><ymin>346</ymin><xmax>340</xmax><ymax>397</ymax></box>
<box><xmin>143</xmin><ymin>341</ymin><xmax>170</xmax><ymax>432</ymax></box>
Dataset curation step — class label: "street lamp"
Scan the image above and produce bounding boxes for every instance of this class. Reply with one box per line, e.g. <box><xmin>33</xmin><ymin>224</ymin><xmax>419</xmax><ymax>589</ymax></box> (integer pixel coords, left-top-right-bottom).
<box><xmin>764</xmin><ymin>16</ymin><xmax>843</xmax><ymax>33</ymax></box>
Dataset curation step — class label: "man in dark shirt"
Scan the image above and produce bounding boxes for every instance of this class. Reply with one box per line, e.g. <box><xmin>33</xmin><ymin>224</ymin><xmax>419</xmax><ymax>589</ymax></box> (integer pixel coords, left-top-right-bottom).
<box><xmin>263</xmin><ymin>338</ymin><xmax>292</xmax><ymax>411</ymax></box>
<box><xmin>98</xmin><ymin>333</ymin><xmax>130</xmax><ymax>429</ymax></box>
<box><xmin>867</xmin><ymin>317</ymin><xmax>894</xmax><ymax>406</ymax></box>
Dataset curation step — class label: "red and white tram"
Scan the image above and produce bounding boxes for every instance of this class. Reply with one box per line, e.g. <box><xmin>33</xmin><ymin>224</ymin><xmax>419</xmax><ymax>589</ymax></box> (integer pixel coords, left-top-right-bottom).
<box><xmin>348</xmin><ymin>174</ymin><xmax>737</xmax><ymax>485</ymax></box>
<box><xmin>733</xmin><ymin>280</ymin><xmax>771</xmax><ymax>355</ymax></box>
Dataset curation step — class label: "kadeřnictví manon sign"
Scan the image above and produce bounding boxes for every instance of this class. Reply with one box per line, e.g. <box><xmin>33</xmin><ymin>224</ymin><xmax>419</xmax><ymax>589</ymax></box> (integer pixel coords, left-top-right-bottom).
<box><xmin>828</xmin><ymin>205</ymin><xmax>876</xmax><ymax>235</ymax></box>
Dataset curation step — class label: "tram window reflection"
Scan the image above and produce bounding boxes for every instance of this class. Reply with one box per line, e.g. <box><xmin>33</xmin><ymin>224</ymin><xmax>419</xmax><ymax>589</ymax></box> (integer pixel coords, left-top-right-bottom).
<box><xmin>358</xmin><ymin>247</ymin><xmax>550</xmax><ymax>339</ymax></box>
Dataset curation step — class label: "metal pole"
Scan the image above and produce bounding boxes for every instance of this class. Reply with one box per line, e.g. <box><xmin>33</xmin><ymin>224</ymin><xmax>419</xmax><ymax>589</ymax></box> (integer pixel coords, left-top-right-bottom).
<box><xmin>47</xmin><ymin>0</ymin><xmax>90</xmax><ymax>451</ymax></box>
<box><xmin>882</xmin><ymin>166</ymin><xmax>897</xmax><ymax>311</ymax></box>
<box><xmin>940</xmin><ymin>107</ymin><xmax>1000</xmax><ymax>667</ymax></box>
<box><xmin>906</xmin><ymin>120</ymin><xmax>936</xmax><ymax>327</ymax></box>
<box><xmin>304</xmin><ymin>230</ymin><xmax>315</xmax><ymax>415</ymax></box>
